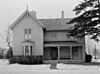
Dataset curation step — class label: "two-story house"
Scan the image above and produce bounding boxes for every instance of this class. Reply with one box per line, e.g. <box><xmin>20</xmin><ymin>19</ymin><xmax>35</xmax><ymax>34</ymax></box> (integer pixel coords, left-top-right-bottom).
<box><xmin>11</xmin><ymin>9</ymin><xmax>85</xmax><ymax>64</ymax></box>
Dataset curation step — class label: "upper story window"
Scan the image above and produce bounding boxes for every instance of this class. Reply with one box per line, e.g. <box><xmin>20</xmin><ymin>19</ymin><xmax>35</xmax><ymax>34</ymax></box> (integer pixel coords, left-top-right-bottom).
<box><xmin>24</xmin><ymin>29</ymin><xmax>31</xmax><ymax>40</ymax></box>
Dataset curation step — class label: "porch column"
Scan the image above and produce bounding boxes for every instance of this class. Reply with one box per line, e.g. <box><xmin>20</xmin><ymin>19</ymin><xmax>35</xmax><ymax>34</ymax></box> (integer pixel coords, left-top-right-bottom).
<box><xmin>58</xmin><ymin>46</ymin><xmax>60</xmax><ymax>60</ymax></box>
<box><xmin>23</xmin><ymin>45</ymin><xmax>25</xmax><ymax>56</ymax></box>
<box><xmin>70</xmin><ymin>45</ymin><xmax>72</xmax><ymax>60</ymax></box>
<box><xmin>82</xmin><ymin>45</ymin><xmax>85</xmax><ymax>61</ymax></box>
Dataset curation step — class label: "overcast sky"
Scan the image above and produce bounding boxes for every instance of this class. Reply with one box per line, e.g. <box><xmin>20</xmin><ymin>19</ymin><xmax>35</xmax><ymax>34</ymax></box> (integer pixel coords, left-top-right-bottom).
<box><xmin>0</xmin><ymin>0</ymin><xmax>83</xmax><ymax>33</ymax></box>
<box><xmin>0</xmin><ymin>0</ymin><xmax>99</xmax><ymax>52</ymax></box>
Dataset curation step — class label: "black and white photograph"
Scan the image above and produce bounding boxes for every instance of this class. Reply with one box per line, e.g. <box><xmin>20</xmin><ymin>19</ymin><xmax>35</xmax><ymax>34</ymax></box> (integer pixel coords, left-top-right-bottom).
<box><xmin>0</xmin><ymin>0</ymin><xmax>100</xmax><ymax>74</ymax></box>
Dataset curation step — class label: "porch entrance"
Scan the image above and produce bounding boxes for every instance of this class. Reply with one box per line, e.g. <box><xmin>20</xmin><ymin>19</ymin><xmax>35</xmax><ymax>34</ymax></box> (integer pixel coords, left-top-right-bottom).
<box><xmin>44</xmin><ymin>47</ymin><xmax>58</xmax><ymax>60</ymax></box>
<box><xmin>43</xmin><ymin>45</ymin><xmax>84</xmax><ymax>62</ymax></box>
<box><xmin>59</xmin><ymin>46</ymin><xmax>70</xmax><ymax>60</ymax></box>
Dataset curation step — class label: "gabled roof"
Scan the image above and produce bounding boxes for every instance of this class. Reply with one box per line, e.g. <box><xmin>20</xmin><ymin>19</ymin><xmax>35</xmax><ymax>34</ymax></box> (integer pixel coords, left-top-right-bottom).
<box><xmin>11</xmin><ymin>9</ymin><xmax>45</xmax><ymax>30</ymax></box>
<box><xmin>10</xmin><ymin>9</ymin><xmax>74</xmax><ymax>31</ymax></box>
<box><xmin>39</xmin><ymin>18</ymin><xmax>74</xmax><ymax>31</ymax></box>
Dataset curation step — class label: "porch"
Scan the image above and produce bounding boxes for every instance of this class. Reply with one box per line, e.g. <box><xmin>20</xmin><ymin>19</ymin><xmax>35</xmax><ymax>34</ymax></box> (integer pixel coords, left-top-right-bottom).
<box><xmin>43</xmin><ymin>44</ymin><xmax>85</xmax><ymax>63</ymax></box>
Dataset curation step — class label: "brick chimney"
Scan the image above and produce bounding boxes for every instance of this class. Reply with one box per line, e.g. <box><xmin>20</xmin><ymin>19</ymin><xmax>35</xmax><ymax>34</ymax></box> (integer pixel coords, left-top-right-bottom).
<box><xmin>62</xmin><ymin>10</ymin><xmax>64</xmax><ymax>19</ymax></box>
<box><xmin>61</xmin><ymin>10</ymin><xmax>64</xmax><ymax>25</ymax></box>
<box><xmin>31</xmin><ymin>10</ymin><xmax>37</xmax><ymax>18</ymax></box>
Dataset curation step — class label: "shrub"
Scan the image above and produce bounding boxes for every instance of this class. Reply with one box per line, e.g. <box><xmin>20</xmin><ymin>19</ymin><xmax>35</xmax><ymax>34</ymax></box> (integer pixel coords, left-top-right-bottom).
<box><xmin>85</xmin><ymin>54</ymin><xmax>92</xmax><ymax>62</ymax></box>
<box><xmin>9</xmin><ymin>56</ymin><xmax>43</xmax><ymax>64</ymax></box>
<box><xmin>5</xmin><ymin>49</ymin><xmax>13</xmax><ymax>59</ymax></box>
<box><xmin>0</xmin><ymin>55</ymin><xmax>3</xmax><ymax>59</ymax></box>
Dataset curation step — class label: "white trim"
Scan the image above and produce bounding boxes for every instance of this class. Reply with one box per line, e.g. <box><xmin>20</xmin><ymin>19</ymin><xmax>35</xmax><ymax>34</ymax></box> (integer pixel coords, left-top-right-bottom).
<box><xmin>70</xmin><ymin>45</ymin><xmax>72</xmax><ymax>61</ymax></box>
<box><xmin>44</xmin><ymin>44</ymin><xmax>83</xmax><ymax>47</ymax></box>
<box><xmin>23</xmin><ymin>46</ymin><xmax>25</xmax><ymax>56</ymax></box>
<box><xmin>22</xmin><ymin>43</ymin><xmax>33</xmax><ymax>46</ymax></box>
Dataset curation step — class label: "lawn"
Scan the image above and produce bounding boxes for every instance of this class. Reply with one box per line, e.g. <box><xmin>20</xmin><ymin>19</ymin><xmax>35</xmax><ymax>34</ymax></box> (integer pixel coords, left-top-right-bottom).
<box><xmin>0</xmin><ymin>59</ymin><xmax>100</xmax><ymax>74</ymax></box>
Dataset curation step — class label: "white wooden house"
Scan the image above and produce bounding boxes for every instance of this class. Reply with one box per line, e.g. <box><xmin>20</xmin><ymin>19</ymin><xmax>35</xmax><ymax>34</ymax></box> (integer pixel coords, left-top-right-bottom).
<box><xmin>11</xmin><ymin>9</ymin><xmax>85</xmax><ymax>63</ymax></box>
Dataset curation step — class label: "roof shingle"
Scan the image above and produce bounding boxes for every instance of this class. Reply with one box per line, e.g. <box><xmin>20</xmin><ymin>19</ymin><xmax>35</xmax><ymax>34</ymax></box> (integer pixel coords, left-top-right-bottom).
<box><xmin>38</xmin><ymin>18</ymin><xmax>74</xmax><ymax>31</ymax></box>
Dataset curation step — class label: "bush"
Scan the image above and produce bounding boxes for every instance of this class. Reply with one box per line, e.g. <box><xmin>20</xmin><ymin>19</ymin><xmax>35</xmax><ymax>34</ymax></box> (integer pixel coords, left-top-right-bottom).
<box><xmin>85</xmin><ymin>54</ymin><xmax>92</xmax><ymax>62</ymax></box>
<box><xmin>5</xmin><ymin>48</ymin><xmax>13</xmax><ymax>59</ymax></box>
<box><xmin>9</xmin><ymin>56</ymin><xmax>43</xmax><ymax>64</ymax></box>
<box><xmin>0</xmin><ymin>55</ymin><xmax>3</xmax><ymax>59</ymax></box>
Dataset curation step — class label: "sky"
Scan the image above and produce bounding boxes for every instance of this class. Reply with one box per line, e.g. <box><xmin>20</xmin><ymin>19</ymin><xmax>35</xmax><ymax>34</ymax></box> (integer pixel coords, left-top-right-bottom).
<box><xmin>0</xmin><ymin>0</ymin><xmax>83</xmax><ymax>34</ymax></box>
<box><xmin>0</xmin><ymin>0</ymin><xmax>99</xmax><ymax>53</ymax></box>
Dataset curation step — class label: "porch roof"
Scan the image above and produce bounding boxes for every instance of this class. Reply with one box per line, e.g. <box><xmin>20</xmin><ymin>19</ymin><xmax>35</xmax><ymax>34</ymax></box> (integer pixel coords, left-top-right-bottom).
<box><xmin>44</xmin><ymin>41</ymin><xmax>83</xmax><ymax>46</ymax></box>
<box><xmin>22</xmin><ymin>40</ymin><xmax>35</xmax><ymax>44</ymax></box>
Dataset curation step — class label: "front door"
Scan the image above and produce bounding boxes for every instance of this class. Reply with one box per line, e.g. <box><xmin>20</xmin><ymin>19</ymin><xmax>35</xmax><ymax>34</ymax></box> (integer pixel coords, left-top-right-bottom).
<box><xmin>50</xmin><ymin>47</ymin><xmax>58</xmax><ymax>60</ymax></box>
<box><xmin>72</xmin><ymin>46</ymin><xmax>83</xmax><ymax>60</ymax></box>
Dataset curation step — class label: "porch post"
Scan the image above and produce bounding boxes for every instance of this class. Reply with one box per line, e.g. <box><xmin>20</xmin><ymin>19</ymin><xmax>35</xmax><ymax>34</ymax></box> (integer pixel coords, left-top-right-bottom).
<box><xmin>83</xmin><ymin>45</ymin><xmax>85</xmax><ymax>61</ymax></box>
<box><xmin>70</xmin><ymin>45</ymin><xmax>72</xmax><ymax>61</ymax></box>
<box><xmin>23</xmin><ymin>45</ymin><xmax>25</xmax><ymax>56</ymax></box>
<box><xmin>58</xmin><ymin>46</ymin><xmax>60</xmax><ymax>61</ymax></box>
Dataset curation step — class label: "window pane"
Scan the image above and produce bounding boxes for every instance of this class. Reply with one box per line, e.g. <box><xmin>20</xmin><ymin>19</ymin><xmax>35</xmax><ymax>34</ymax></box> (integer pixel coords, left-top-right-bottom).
<box><xmin>25</xmin><ymin>45</ymin><xmax>29</xmax><ymax>55</ymax></box>
<box><xmin>29</xmin><ymin>35</ymin><xmax>31</xmax><ymax>39</ymax></box>
<box><xmin>25</xmin><ymin>29</ymin><xmax>27</xmax><ymax>34</ymax></box>
<box><xmin>29</xmin><ymin>29</ymin><xmax>31</xmax><ymax>34</ymax></box>
<box><xmin>29</xmin><ymin>29</ymin><xmax>31</xmax><ymax>39</ymax></box>
<box><xmin>25</xmin><ymin>35</ymin><xmax>28</xmax><ymax>40</ymax></box>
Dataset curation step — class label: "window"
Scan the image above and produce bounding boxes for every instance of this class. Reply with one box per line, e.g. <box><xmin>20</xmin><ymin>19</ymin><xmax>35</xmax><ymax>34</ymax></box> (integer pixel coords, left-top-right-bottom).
<box><xmin>29</xmin><ymin>29</ymin><xmax>31</xmax><ymax>34</ymax></box>
<box><xmin>24</xmin><ymin>29</ymin><xmax>31</xmax><ymax>40</ymax></box>
<box><xmin>24</xmin><ymin>45</ymin><xmax>33</xmax><ymax>56</ymax></box>
<box><xmin>72</xmin><ymin>46</ymin><xmax>83</xmax><ymax>60</ymax></box>
<box><xmin>72</xmin><ymin>46</ymin><xmax>79</xmax><ymax>56</ymax></box>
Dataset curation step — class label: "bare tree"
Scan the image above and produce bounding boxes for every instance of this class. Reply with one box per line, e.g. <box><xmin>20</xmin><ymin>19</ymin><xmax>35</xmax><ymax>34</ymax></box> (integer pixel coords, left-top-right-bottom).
<box><xmin>0</xmin><ymin>27</ymin><xmax>13</xmax><ymax>50</ymax></box>
<box><xmin>0</xmin><ymin>26</ymin><xmax>13</xmax><ymax>59</ymax></box>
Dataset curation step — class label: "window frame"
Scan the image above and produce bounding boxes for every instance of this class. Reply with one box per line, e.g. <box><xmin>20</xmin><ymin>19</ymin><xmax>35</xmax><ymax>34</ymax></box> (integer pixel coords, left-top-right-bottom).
<box><xmin>23</xmin><ymin>44</ymin><xmax>33</xmax><ymax>56</ymax></box>
<box><xmin>24</xmin><ymin>29</ymin><xmax>32</xmax><ymax>40</ymax></box>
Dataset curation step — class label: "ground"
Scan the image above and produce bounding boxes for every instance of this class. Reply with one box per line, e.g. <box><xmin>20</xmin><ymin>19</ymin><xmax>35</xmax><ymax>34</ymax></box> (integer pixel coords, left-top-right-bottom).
<box><xmin>0</xmin><ymin>59</ymin><xmax>100</xmax><ymax>74</ymax></box>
